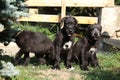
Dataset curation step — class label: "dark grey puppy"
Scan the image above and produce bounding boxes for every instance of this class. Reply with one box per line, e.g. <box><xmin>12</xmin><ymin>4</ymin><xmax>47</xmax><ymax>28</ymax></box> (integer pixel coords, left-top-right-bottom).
<box><xmin>0</xmin><ymin>29</ymin><xmax>55</xmax><ymax>66</ymax></box>
<box><xmin>53</xmin><ymin>16</ymin><xmax>78</xmax><ymax>69</ymax></box>
<box><xmin>72</xmin><ymin>24</ymin><xmax>102</xmax><ymax>70</ymax></box>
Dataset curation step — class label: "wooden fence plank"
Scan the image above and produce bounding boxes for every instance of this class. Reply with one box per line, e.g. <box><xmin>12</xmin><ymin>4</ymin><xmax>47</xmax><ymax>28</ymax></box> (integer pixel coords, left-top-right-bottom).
<box><xmin>67</xmin><ymin>0</ymin><xmax>114</xmax><ymax>7</ymax></box>
<box><xmin>18</xmin><ymin>14</ymin><xmax>98</xmax><ymax>24</ymax></box>
<box><xmin>29</xmin><ymin>8</ymin><xmax>38</xmax><ymax>14</ymax></box>
<box><xmin>18</xmin><ymin>14</ymin><xmax>60</xmax><ymax>23</ymax></box>
<box><xmin>75</xmin><ymin>16</ymin><xmax>98</xmax><ymax>24</ymax></box>
<box><xmin>25</xmin><ymin>0</ymin><xmax>61</xmax><ymax>7</ymax></box>
<box><xmin>19</xmin><ymin>0</ymin><xmax>113</xmax><ymax>24</ymax></box>
<box><xmin>25</xmin><ymin>0</ymin><xmax>114</xmax><ymax>7</ymax></box>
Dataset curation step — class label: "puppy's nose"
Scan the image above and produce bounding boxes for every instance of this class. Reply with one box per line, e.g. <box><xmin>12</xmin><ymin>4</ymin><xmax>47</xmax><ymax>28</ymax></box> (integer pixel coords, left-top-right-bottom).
<box><xmin>65</xmin><ymin>45</ymin><xmax>68</xmax><ymax>48</ymax></box>
<box><xmin>69</xmin><ymin>28</ymin><xmax>73</xmax><ymax>32</ymax></box>
<box><xmin>94</xmin><ymin>32</ymin><xmax>98</xmax><ymax>37</ymax></box>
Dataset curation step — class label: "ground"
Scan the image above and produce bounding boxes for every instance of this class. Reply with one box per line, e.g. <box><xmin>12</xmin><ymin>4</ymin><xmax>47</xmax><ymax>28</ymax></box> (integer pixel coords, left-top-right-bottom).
<box><xmin>0</xmin><ymin>42</ymin><xmax>20</xmax><ymax>56</ymax></box>
<box><xmin>0</xmin><ymin>42</ymin><xmax>84</xmax><ymax>80</ymax></box>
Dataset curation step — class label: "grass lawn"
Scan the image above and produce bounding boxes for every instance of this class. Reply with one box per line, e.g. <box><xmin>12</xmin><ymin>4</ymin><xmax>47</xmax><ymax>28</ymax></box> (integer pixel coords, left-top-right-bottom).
<box><xmin>0</xmin><ymin>52</ymin><xmax>120</xmax><ymax>80</ymax></box>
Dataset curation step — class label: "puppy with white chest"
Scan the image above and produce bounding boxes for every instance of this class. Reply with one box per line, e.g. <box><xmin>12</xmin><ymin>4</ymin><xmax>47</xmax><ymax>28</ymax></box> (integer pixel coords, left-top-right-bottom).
<box><xmin>53</xmin><ymin>16</ymin><xmax>78</xmax><ymax>69</ymax></box>
<box><xmin>63</xmin><ymin>41</ymin><xmax>72</xmax><ymax>49</ymax></box>
<box><xmin>72</xmin><ymin>23</ymin><xmax>102</xmax><ymax>70</ymax></box>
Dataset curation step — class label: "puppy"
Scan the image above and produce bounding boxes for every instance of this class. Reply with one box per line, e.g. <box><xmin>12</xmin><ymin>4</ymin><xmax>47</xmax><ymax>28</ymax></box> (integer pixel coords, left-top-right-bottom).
<box><xmin>53</xmin><ymin>16</ymin><xmax>78</xmax><ymax>69</ymax></box>
<box><xmin>72</xmin><ymin>23</ymin><xmax>102</xmax><ymax>70</ymax></box>
<box><xmin>0</xmin><ymin>29</ymin><xmax>55</xmax><ymax>66</ymax></box>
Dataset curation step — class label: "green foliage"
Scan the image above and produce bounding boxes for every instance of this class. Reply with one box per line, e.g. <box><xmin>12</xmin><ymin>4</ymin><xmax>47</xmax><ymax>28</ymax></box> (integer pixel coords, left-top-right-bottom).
<box><xmin>40</xmin><ymin>7</ymin><xmax>97</xmax><ymax>17</ymax></box>
<box><xmin>67</xmin><ymin>7</ymin><xmax>97</xmax><ymax>17</ymax></box>
<box><xmin>115</xmin><ymin>0</ymin><xmax>120</xmax><ymax>5</ymax></box>
<box><xmin>12</xmin><ymin>23</ymin><xmax>56</xmax><ymax>40</ymax></box>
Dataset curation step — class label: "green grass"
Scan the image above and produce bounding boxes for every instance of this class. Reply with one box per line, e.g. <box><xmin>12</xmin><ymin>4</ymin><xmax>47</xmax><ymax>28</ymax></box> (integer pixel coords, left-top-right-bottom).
<box><xmin>0</xmin><ymin>52</ymin><xmax>120</xmax><ymax>80</ymax></box>
<box><xmin>83</xmin><ymin>52</ymin><xmax>120</xmax><ymax>80</ymax></box>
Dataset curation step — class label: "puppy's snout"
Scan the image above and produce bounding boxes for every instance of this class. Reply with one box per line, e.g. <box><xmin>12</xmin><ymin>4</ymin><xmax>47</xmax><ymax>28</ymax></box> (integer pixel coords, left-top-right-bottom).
<box><xmin>69</xmin><ymin>28</ymin><xmax>73</xmax><ymax>33</ymax></box>
<box><xmin>94</xmin><ymin>32</ymin><xmax>98</xmax><ymax>37</ymax></box>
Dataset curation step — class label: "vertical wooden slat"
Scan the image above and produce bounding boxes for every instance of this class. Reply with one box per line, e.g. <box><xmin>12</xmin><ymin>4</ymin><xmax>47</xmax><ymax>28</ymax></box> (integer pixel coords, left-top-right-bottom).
<box><xmin>97</xmin><ymin>8</ymin><xmax>102</xmax><ymax>24</ymax></box>
<box><xmin>61</xmin><ymin>0</ymin><xmax>66</xmax><ymax>19</ymax></box>
<box><xmin>61</xmin><ymin>0</ymin><xmax>66</xmax><ymax>29</ymax></box>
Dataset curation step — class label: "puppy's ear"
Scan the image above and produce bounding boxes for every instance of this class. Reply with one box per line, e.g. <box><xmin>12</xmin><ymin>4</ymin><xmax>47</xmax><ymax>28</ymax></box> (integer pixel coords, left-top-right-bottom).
<box><xmin>95</xmin><ymin>23</ymin><xmax>102</xmax><ymax>31</ymax></box>
<box><xmin>73</xmin><ymin>17</ymin><xmax>78</xmax><ymax>28</ymax></box>
<box><xmin>60</xmin><ymin>17</ymin><xmax>66</xmax><ymax>29</ymax></box>
<box><xmin>99</xmin><ymin>25</ymin><xmax>102</xmax><ymax>32</ymax></box>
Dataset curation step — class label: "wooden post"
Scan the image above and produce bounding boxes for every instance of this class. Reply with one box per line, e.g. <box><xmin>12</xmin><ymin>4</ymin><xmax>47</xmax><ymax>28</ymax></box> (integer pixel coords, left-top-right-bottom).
<box><xmin>96</xmin><ymin>8</ymin><xmax>102</xmax><ymax>24</ymax></box>
<box><xmin>61</xmin><ymin>0</ymin><xmax>66</xmax><ymax>29</ymax></box>
<box><xmin>61</xmin><ymin>0</ymin><xmax>66</xmax><ymax>19</ymax></box>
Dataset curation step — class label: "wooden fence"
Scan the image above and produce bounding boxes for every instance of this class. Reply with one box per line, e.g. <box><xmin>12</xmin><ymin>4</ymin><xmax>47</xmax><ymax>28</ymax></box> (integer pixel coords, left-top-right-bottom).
<box><xmin>18</xmin><ymin>0</ymin><xmax>114</xmax><ymax>24</ymax></box>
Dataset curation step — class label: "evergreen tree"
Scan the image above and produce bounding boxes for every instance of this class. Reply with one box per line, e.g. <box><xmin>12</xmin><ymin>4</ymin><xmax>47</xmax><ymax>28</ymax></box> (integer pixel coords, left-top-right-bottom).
<box><xmin>0</xmin><ymin>0</ymin><xmax>28</xmax><ymax>28</ymax></box>
<box><xmin>115</xmin><ymin>0</ymin><xmax>120</xmax><ymax>5</ymax></box>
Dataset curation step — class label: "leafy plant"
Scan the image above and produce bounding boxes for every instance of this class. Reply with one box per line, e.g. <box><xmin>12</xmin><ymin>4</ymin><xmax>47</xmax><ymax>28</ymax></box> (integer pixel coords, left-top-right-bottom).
<box><xmin>115</xmin><ymin>0</ymin><xmax>120</xmax><ymax>5</ymax></box>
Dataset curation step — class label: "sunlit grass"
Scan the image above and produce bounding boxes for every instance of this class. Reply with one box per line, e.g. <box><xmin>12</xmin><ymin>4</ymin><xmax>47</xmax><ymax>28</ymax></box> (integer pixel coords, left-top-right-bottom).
<box><xmin>0</xmin><ymin>52</ymin><xmax>120</xmax><ymax>80</ymax></box>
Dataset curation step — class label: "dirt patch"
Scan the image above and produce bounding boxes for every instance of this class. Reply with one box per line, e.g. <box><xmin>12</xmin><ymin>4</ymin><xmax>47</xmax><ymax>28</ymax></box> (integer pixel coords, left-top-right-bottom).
<box><xmin>0</xmin><ymin>42</ymin><xmax>20</xmax><ymax>56</ymax></box>
<box><xmin>37</xmin><ymin>69</ymin><xmax>84</xmax><ymax>80</ymax></box>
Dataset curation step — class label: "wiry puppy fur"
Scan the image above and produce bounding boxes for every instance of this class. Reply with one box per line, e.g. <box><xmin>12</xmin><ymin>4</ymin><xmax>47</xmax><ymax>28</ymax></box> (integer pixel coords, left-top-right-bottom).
<box><xmin>72</xmin><ymin>24</ymin><xmax>102</xmax><ymax>70</ymax></box>
<box><xmin>53</xmin><ymin>16</ymin><xmax>78</xmax><ymax>69</ymax></box>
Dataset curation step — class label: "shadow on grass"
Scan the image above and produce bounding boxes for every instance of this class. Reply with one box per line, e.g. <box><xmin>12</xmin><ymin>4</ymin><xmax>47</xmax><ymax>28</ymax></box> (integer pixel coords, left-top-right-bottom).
<box><xmin>83</xmin><ymin>68</ymin><xmax>120</xmax><ymax>80</ymax></box>
<box><xmin>0</xmin><ymin>54</ymin><xmax>51</xmax><ymax>67</ymax></box>
<box><xmin>30</xmin><ymin>57</ymin><xmax>38</xmax><ymax>65</ymax></box>
<box><xmin>30</xmin><ymin>57</ymin><xmax>53</xmax><ymax>67</ymax></box>
<box><xmin>0</xmin><ymin>54</ymin><xmax>14</xmax><ymax>63</ymax></box>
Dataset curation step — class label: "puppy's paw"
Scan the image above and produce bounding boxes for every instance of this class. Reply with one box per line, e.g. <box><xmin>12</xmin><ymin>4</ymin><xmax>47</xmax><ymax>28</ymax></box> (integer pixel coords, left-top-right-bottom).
<box><xmin>80</xmin><ymin>66</ymin><xmax>88</xmax><ymax>71</ymax></box>
<box><xmin>52</xmin><ymin>66</ymin><xmax>60</xmax><ymax>70</ymax></box>
<box><xmin>68</xmin><ymin>67</ymin><xmax>75</xmax><ymax>71</ymax></box>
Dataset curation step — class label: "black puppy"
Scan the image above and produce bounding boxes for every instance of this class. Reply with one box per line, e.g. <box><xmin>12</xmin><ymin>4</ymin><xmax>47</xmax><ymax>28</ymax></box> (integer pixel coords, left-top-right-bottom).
<box><xmin>53</xmin><ymin>16</ymin><xmax>78</xmax><ymax>69</ymax></box>
<box><xmin>0</xmin><ymin>29</ymin><xmax>55</xmax><ymax>66</ymax></box>
<box><xmin>72</xmin><ymin>24</ymin><xmax>102</xmax><ymax>70</ymax></box>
